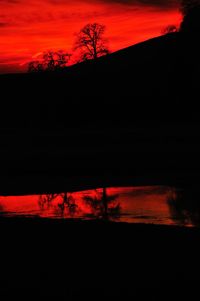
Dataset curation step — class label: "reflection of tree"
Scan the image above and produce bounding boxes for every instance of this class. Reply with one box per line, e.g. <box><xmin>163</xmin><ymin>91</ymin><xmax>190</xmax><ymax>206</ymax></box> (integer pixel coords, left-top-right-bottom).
<box><xmin>0</xmin><ymin>203</ymin><xmax>4</xmax><ymax>212</ymax></box>
<box><xmin>167</xmin><ymin>188</ymin><xmax>200</xmax><ymax>226</ymax></box>
<box><xmin>38</xmin><ymin>189</ymin><xmax>120</xmax><ymax>220</ymax></box>
<box><xmin>38</xmin><ymin>193</ymin><xmax>59</xmax><ymax>210</ymax></box>
<box><xmin>57</xmin><ymin>193</ymin><xmax>78</xmax><ymax>217</ymax></box>
<box><xmin>38</xmin><ymin>192</ymin><xmax>79</xmax><ymax>217</ymax></box>
<box><xmin>83</xmin><ymin>188</ymin><xmax>121</xmax><ymax>220</ymax></box>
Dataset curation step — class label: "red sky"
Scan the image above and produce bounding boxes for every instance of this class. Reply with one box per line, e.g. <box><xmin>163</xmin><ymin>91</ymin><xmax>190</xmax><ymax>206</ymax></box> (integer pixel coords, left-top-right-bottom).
<box><xmin>0</xmin><ymin>0</ymin><xmax>181</xmax><ymax>73</ymax></box>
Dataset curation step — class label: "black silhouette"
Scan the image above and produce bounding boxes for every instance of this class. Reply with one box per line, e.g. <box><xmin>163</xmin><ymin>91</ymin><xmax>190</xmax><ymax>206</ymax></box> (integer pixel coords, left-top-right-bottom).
<box><xmin>162</xmin><ymin>25</ymin><xmax>178</xmax><ymax>35</ymax></box>
<box><xmin>57</xmin><ymin>192</ymin><xmax>78</xmax><ymax>217</ymax></box>
<box><xmin>38</xmin><ymin>192</ymin><xmax>79</xmax><ymax>217</ymax></box>
<box><xmin>167</xmin><ymin>188</ymin><xmax>200</xmax><ymax>227</ymax></box>
<box><xmin>2</xmin><ymin>4</ymin><xmax>200</xmax><ymax>296</ymax></box>
<box><xmin>38</xmin><ymin>193</ymin><xmax>59</xmax><ymax>210</ymax></box>
<box><xmin>28</xmin><ymin>61</ymin><xmax>44</xmax><ymax>72</ymax></box>
<box><xmin>74</xmin><ymin>23</ymin><xmax>109</xmax><ymax>61</ymax></box>
<box><xmin>180</xmin><ymin>0</ymin><xmax>200</xmax><ymax>32</ymax></box>
<box><xmin>83</xmin><ymin>188</ymin><xmax>120</xmax><ymax>220</ymax></box>
<box><xmin>28</xmin><ymin>50</ymin><xmax>71</xmax><ymax>72</ymax></box>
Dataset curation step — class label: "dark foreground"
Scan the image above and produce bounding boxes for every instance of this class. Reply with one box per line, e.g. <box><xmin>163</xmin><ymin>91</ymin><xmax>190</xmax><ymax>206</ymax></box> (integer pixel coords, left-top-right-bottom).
<box><xmin>1</xmin><ymin>32</ymin><xmax>200</xmax><ymax>195</ymax></box>
<box><xmin>1</xmin><ymin>32</ymin><xmax>200</xmax><ymax>298</ymax></box>
<box><xmin>1</xmin><ymin>217</ymin><xmax>200</xmax><ymax>299</ymax></box>
<box><xmin>1</xmin><ymin>122</ymin><xmax>200</xmax><ymax>196</ymax></box>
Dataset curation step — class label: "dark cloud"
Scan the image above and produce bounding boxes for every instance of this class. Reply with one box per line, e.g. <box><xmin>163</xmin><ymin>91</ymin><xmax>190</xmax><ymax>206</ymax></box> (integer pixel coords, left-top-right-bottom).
<box><xmin>0</xmin><ymin>0</ymin><xmax>180</xmax><ymax>8</ymax></box>
<box><xmin>96</xmin><ymin>0</ymin><xmax>180</xmax><ymax>9</ymax></box>
<box><xmin>0</xmin><ymin>0</ymin><xmax>20</xmax><ymax>3</ymax></box>
<box><xmin>0</xmin><ymin>22</ymin><xmax>8</xmax><ymax>26</ymax></box>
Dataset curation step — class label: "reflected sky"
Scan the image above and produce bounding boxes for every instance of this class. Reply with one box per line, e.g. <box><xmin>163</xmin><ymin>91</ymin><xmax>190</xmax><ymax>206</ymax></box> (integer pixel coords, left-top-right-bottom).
<box><xmin>0</xmin><ymin>186</ymin><xmax>196</xmax><ymax>227</ymax></box>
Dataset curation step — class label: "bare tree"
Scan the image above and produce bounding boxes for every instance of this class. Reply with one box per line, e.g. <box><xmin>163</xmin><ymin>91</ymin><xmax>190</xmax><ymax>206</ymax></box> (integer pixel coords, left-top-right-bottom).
<box><xmin>28</xmin><ymin>60</ymin><xmax>44</xmax><ymax>73</ymax></box>
<box><xmin>162</xmin><ymin>25</ymin><xmax>178</xmax><ymax>35</ymax></box>
<box><xmin>74</xmin><ymin>23</ymin><xmax>109</xmax><ymax>62</ymax></box>
<box><xmin>28</xmin><ymin>50</ymin><xmax>71</xmax><ymax>72</ymax></box>
<box><xmin>57</xmin><ymin>192</ymin><xmax>78</xmax><ymax>217</ymax></box>
<box><xmin>38</xmin><ymin>193</ymin><xmax>59</xmax><ymax>210</ymax></box>
<box><xmin>38</xmin><ymin>192</ymin><xmax>78</xmax><ymax>217</ymax></box>
<box><xmin>83</xmin><ymin>188</ymin><xmax>120</xmax><ymax>220</ymax></box>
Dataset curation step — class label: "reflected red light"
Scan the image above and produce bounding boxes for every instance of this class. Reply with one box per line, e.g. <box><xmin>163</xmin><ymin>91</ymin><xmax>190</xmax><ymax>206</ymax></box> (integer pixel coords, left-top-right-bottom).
<box><xmin>0</xmin><ymin>186</ymin><xmax>185</xmax><ymax>226</ymax></box>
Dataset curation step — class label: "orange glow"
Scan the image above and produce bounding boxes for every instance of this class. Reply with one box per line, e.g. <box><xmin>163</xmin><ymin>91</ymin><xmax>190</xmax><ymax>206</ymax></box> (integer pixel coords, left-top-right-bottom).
<box><xmin>0</xmin><ymin>1</ymin><xmax>181</xmax><ymax>73</ymax></box>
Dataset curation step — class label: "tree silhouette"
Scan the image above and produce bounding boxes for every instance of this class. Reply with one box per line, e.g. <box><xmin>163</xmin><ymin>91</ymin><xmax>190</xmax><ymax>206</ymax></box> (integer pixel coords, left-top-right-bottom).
<box><xmin>28</xmin><ymin>61</ymin><xmax>44</xmax><ymax>72</ymax></box>
<box><xmin>162</xmin><ymin>25</ymin><xmax>178</xmax><ymax>35</ymax></box>
<box><xmin>38</xmin><ymin>193</ymin><xmax>59</xmax><ymax>210</ymax></box>
<box><xmin>57</xmin><ymin>192</ymin><xmax>78</xmax><ymax>217</ymax></box>
<box><xmin>38</xmin><ymin>192</ymin><xmax>79</xmax><ymax>217</ymax></box>
<box><xmin>74</xmin><ymin>23</ymin><xmax>109</xmax><ymax>62</ymax></box>
<box><xmin>180</xmin><ymin>7</ymin><xmax>200</xmax><ymax>32</ymax></box>
<box><xmin>83</xmin><ymin>188</ymin><xmax>120</xmax><ymax>220</ymax></box>
<box><xmin>180</xmin><ymin>0</ymin><xmax>200</xmax><ymax>32</ymax></box>
<box><xmin>28</xmin><ymin>50</ymin><xmax>71</xmax><ymax>72</ymax></box>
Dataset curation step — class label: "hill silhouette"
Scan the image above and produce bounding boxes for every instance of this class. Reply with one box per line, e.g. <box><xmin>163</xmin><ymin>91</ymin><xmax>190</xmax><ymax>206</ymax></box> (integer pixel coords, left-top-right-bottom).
<box><xmin>1</xmin><ymin>31</ymin><xmax>200</xmax><ymax>297</ymax></box>
<box><xmin>1</xmin><ymin>32</ymin><xmax>200</xmax><ymax>194</ymax></box>
<box><xmin>1</xmin><ymin>31</ymin><xmax>200</xmax><ymax>127</ymax></box>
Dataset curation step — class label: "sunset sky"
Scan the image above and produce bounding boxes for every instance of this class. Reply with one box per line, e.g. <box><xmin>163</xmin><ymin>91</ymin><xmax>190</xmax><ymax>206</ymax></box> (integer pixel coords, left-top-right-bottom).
<box><xmin>0</xmin><ymin>0</ymin><xmax>182</xmax><ymax>73</ymax></box>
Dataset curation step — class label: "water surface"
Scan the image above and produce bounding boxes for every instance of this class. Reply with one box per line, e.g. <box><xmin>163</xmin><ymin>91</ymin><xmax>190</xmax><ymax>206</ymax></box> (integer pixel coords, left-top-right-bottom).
<box><xmin>0</xmin><ymin>186</ymin><xmax>197</xmax><ymax>227</ymax></box>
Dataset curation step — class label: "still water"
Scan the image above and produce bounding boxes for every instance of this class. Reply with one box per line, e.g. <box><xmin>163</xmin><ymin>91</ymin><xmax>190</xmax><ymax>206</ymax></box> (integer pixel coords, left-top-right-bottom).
<box><xmin>0</xmin><ymin>186</ymin><xmax>197</xmax><ymax>227</ymax></box>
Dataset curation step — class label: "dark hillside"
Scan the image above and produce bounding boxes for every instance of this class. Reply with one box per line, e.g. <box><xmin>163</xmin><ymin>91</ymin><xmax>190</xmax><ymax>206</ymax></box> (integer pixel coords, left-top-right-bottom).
<box><xmin>1</xmin><ymin>32</ymin><xmax>200</xmax><ymax>127</ymax></box>
<box><xmin>1</xmin><ymin>32</ymin><xmax>200</xmax><ymax>298</ymax></box>
<box><xmin>1</xmin><ymin>33</ymin><xmax>200</xmax><ymax>193</ymax></box>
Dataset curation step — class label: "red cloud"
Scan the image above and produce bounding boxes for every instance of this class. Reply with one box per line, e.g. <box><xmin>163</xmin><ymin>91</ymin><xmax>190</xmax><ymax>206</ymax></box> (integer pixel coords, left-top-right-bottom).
<box><xmin>0</xmin><ymin>0</ymin><xmax>181</xmax><ymax>73</ymax></box>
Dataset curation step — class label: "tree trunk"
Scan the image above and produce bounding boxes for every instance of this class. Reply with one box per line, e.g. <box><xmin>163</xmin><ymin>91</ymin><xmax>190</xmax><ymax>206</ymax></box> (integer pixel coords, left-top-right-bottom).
<box><xmin>102</xmin><ymin>187</ymin><xmax>108</xmax><ymax>218</ymax></box>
